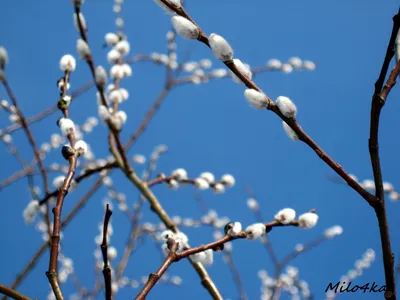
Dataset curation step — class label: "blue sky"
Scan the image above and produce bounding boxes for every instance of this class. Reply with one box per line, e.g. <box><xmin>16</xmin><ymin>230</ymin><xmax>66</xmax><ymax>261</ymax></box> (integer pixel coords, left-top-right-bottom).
<box><xmin>1</xmin><ymin>1</ymin><xmax>400</xmax><ymax>299</ymax></box>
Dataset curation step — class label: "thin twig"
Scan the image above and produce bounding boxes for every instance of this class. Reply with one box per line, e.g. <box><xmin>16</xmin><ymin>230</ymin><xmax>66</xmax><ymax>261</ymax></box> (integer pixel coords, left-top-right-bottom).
<box><xmin>158</xmin><ymin>0</ymin><xmax>377</xmax><ymax>206</ymax></box>
<box><xmin>271</xmin><ymin>235</ymin><xmax>326</xmax><ymax>300</ymax></box>
<box><xmin>135</xmin><ymin>239</ymin><xmax>179</xmax><ymax>300</ymax></box>
<box><xmin>2</xmin><ymin>176</ymin><xmax>104</xmax><ymax>300</ymax></box>
<box><xmin>223</xmin><ymin>252</ymin><xmax>248</xmax><ymax>300</ymax></box>
<box><xmin>101</xmin><ymin>204</ymin><xmax>113</xmax><ymax>300</ymax></box>
<box><xmin>0</xmin><ymin>78</ymin><xmax>50</xmax><ymax>195</ymax></box>
<box><xmin>368</xmin><ymin>9</ymin><xmax>400</xmax><ymax>300</ymax></box>
<box><xmin>124</xmin><ymin>88</ymin><xmax>170</xmax><ymax>149</ymax></box>
<box><xmin>0</xmin><ymin>284</ymin><xmax>32</xmax><ymax>300</ymax></box>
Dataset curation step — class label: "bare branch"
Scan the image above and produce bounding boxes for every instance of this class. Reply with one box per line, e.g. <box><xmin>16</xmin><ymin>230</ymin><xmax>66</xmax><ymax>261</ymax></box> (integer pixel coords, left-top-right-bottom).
<box><xmin>368</xmin><ymin>8</ymin><xmax>400</xmax><ymax>300</ymax></box>
<box><xmin>0</xmin><ymin>284</ymin><xmax>32</xmax><ymax>300</ymax></box>
<box><xmin>101</xmin><ymin>204</ymin><xmax>113</xmax><ymax>300</ymax></box>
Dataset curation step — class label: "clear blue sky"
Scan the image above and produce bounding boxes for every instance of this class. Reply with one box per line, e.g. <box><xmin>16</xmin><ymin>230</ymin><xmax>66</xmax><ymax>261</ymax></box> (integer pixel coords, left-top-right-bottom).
<box><xmin>1</xmin><ymin>1</ymin><xmax>400</xmax><ymax>299</ymax></box>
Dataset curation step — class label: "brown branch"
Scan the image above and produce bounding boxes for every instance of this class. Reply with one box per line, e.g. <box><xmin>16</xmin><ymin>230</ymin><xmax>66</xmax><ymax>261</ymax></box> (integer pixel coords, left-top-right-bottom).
<box><xmin>368</xmin><ymin>8</ymin><xmax>400</xmax><ymax>300</ymax></box>
<box><xmin>0</xmin><ymin>284</ymin><xmax>31</xmax><ymax>300</ymax></box>
<box><xmin>158</xmin><ymin>0</ymin><xmax>377</xmax><ymax>208</ymax></box>
<box><xmin>271</xmin><ymin>235</ymin><xmax>326</xmax><ymax>300</ymax></box>
<box><xmin>46</xmin><ymin>156</ymin><xmax>77</xmax><ymax>300</ymax></box>
<box><xmin>2</xmin><ymin>176</ymin><xmax>104</xmax><ymax>300</ymax></box>
<box><xmin>0</xmin><ymin>78</ymin><xmax>50</xmax><ymax>195</ymax></box>
<box><xmin>101</xmin><ymin>204</ymin><xmax>113</xmax><ymax>300</ymax></box>
<box><xmin>245</xmin><ymin>186</ymin><xmax>280</xmax><ymax>268</ymax></box>
<box><xmin>223</xmin><ymin>252</ymin><xmax>248</xmax><ymax>300</ymax></box>
<box><xmin>135</xmin><ymin>219</ymin><xmax>300</xmax><ymax>299</ymax></box>
<box><xmin>0</xmin><ymin>53</ymin><xmax>154</xmax><ymax>139</ymax></box>
<box><xmin>135</xmin><ymin>239</ymin><xmax>179</xmax><ymax>300</ymax></box>
<box><xmin>116</xmin><ymin>146</ymin><xmax>168</xmax><ymax>279</ymax></box>
<box><xmin>124</xmin><ymin>88</ymin><xmax>170</xmax><ymax>149</ymax></box>
<box><xmin>38</xmin><ymin>161</ymin><xmax>117</xmax><ymax>206</ymax></box>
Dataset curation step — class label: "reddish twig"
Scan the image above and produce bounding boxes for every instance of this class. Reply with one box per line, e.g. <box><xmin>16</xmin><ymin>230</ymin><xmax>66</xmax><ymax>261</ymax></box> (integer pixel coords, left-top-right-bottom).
<box><xmin>158</xmin><ymin>0</ymin><xmax>377</xmax><ymax>206</ymax></box>
<box><xmin>46</xmin><ymin>156</ymin><xmax>78</xmax><ymax>300</ymax></box>
<box><xmin>135</xmin><ymin>239</ymin><xmax>179</xmax><ymax>300</ymax></box>
<box><xmin>38</xmin><ymin>161</ymin><xmax>117</xmax><ymax>206</ymax></box>
<box><xmin>368</xmin><ymin>9</ymin><xmax>400</xmax><ymax>300</ymax></box>
<box><xmin>2</xmin><ymin>176</ymin><xmax>104</xmax><ymax>300</ymax></box>
<box><xmin>0</xmin><ymin>284</ymin><xmax>31</xmax><ymax>300</ymax></box>
<box><xmin>101</xmin><ymin>204</ymin><xmax>113</xmax><ymax>300</ymax></box>
<box><xmin>223</xmin><ymin>252</ymin><xmax>248</xmax><ymax>300</ymax></box>
<box><xmin>135</xmin><ymin>218</ymin><xmax>301</xmax><ymax>299</ymax></box>
<box><xmin>0</xmin><ymin>78</ymin><xmax>50</xmax><ymax>195</ymax></box>
<box><xmin>124</xmin><ymin>88</ymin><xmax>170</xmax><ymax>149</ymax></box>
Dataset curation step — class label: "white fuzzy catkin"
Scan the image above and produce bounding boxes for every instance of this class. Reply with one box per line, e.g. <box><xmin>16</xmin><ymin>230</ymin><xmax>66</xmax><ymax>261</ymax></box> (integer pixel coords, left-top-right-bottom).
<box><xmin>361</xmin><ymin>179</ymin><xmax>375</xmax><ymax>190</ymax></box>
<box><xmin>246</xmin><ymin>223</ymin><xmax>266</xmax><ymax>240</ymax></box>
<box><xmin>0</xmin><ymin>46</ymin><xmax>8</xmax><ymax>68</ymax></box>
<box><xmin>195</xmin><ymin>178</ymin><xmax>209</xmax><ymax>190</ymax></box>
<box><xmin>95</xmin><ymin>66</ymin><xmax>108</xmax><ymax>86</ymax></box>
<box><xmin>226</xmin><ymin>222</ymin><xmax>242</xmax><ymax>236</ymax></box>
<box><xmin>189</xmin><ymin>251</ymin><xmax>207</xmax><ymax>264</ymax></box>
<box><xmin>267</xmin><ymin>59</ymin><xmax>282</xmax><ymax>69</ymax></box>
<box><xmin>154</xmin><ymin>0</ymin><xmax>181</xmax><ymax>14</ymax></box>
<box><xmin>107</xmin><ymin>49</ymin><xmax>121</xmax><ymax>64</ymax></box>
<box><xmin>231</xmin><ymin>59</ymin><xmax>252</xmax><ymax>84</ymax></box>
<box><xmin>220</xmin><ymin>174</ymin><xmax>235</xmax><ymax>187</ymax></box>
<box><xmin>62</xmin><ymin>95</ymin><xmax>72</xmax><ymax>105</ymax></box>
<box><xmin>23</xmin><ymin>200</ymin><xmax>39</xmax><ymax>224</ymax></box>
<box><xmin>74</xmin><ymin>140</ymin><xmax>88</xmax><ymax>154</ymax></box>
<box><xmin>281</xmin><ymin>63</ymin><xmax>293</xmax><ymax>73</ymax></box>
<box><xmin>116</xmin><ymin>111</ymin><xmax>127</xmax><ymax>124</ymax></box>
<box><xmin>168</xmin><ymin>179</ymin><xmax>179</xmax><ymax>190</ymax></box>
<box><xmin>244</xmin><ymin>89</ymin><xmax>269</xmax><ymax>109</ymax></box>
<box><xmin>171</xmin><ymin>16</ymin><xmax>199</xmax><ymax>39</ymax></box>
<box><xmin>109</xmin><ymin>90</ymin><xmax>123</xmax><ymax>103</ymax></box>
<box><xmin>213</xmin><ymin>183</ymin><xmax>225</xmax><ymax>194</ymax></box>
<box><xmin>98</xmin><ymin>105</ymin><xmax>111</xmax><ymax>121</ymax></box>
<box><xmin>110</xmin><ymin>64</ymin><xmax>124</xmax><ymax>79</ymax></box>
<box><xmin>303</xmin><ymin>60</ymin><xmax>316</xmax><ymax>71</ymax></box>
<box><xmin>276</xmin><ymin>96</ymin><xmax>297</xmax><ymax>118</ymax></box>
<box><xmin>274</xmin><ymin>208</ymin><xmax>296</xmax><ymax>224</ymax></box>
<box><xmin>247</xmin><ymin>198</ymin><xmax>259</xmax><ymax>210</ymax></box>
<box><xmin>105</xmin><ymin>33</ymin><xmax>119</xmax><ymax>46</ymax></box>
<box><xmin>115</xmin><ymin>40</ymin><xmax>130</xmax><ymax>56</ymax></box>
<box><xmin>288</xmin><ymin>57</ymin><xmax>302</xmax><ymax>69</ymax></box>
<box><xmin>59</xmin><ymin>55</ymin><xmax>76</xmax><ymax>72</ymax></box>
<box><xmin>199</xmin><ymin>172</ymin><xmax>215</xmax><ymax>183</ymax></box>
<box><xmin>73</xmin><ymin>12</ymin><xmax>87</xmax><ymax>33</ymax></box>
<box><xmin>382</xmin><ymin>182</ymin><xmax>394</xmax><ymax>193</ymax></box>
<box><xmin>298</xmin><ymin>212</ymin><xmax>319</xmax><ymax>228</ymax></box>
<box><xmin>282</xmin><ymin>121</ymin><xmax>299</xmax><ymax>140</ymax></box>
<box><xmin>76</xmin><ymin>39</ymin><xmax>91</xmax><ymax>59</ymax></box>
<box><xmin>58</xmin><ymin>118</ymin><xmax>75</xmax><ymax>136</ymax></box>
<box><xmin>396</xmin><ymin>30</ymin><xmax>400</xmax><ymax>62</ymax></box>
<box><xmin>53</xmin><ymin>176</ymin><xmax>66</xmax><ymax>189</ymax></box>
<box><xmin>172</xmin><ymin>168</ymin><xmax>187</xmax><ymax>180</ymax></box>
<box><xmin>324</xmin><ymin>225</ymin><xmax>343</xmax><ymax>238</ymax></box>
<box><xmin>121</xmin><ymin>64</ymin><xmax>132</xmax><ymax>77</ymax></box>
<box><xmin>209</xmin><ymin>33</ymin><xmax>233</xmax><ymax>62</ymax></box>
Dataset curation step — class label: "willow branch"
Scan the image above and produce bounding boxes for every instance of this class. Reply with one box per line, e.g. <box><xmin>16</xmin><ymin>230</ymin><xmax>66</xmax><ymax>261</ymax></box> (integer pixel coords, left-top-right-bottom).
<box><xmin>159</xmin><ymin>0</ymin><xmax>377</xmax><ymax>206</ymax></box>
<box><xmin>271</xmin><ymin>234</ymin><xmax>327</xmax><ymax>300</ymax></box>
<box><xmin>2</xmin><ymin>176</ymin><xmax>104</xmax><ymax>300</ymax></box>
<box><xmin>0</xmin><ymin>78</ymin><xmax>49</xmax><ymax>195</ymax></box>
<box><xmin>223</xmin><ymin>252</ymin><xmax>248</xmax><ymax>300</ymax></box>
<box><xmin>0</xmin><ymin>284</ymin><xmax>31</xmax><ymax>300</ymax></box>
<box><xmin>135</xmin><ymin>239</ymin><xmax>179</xmax><ymax>300</ymax></box>
<box><xmin>124</xmin><ymin>87</ymin><xmax>170</xmax><ymax>149</ymax></box>
<box><xmin>38</xmin><ymin>161</ymin><xmax>117</xmax><ymax>206</ymax></box>
<box><xmin>46</xmin><ymin>156</ymin><xmax>78</xmax><ymax>300</ymax></box>
<box><xmin>368</xmin><ymin>9</ymin><xmax>400</xmax><ymax>300</ymax></box>
<box><xmin>101</xmin><ymin>204</ymin><xmax>113</xmax><ymax>300</ymax></box>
